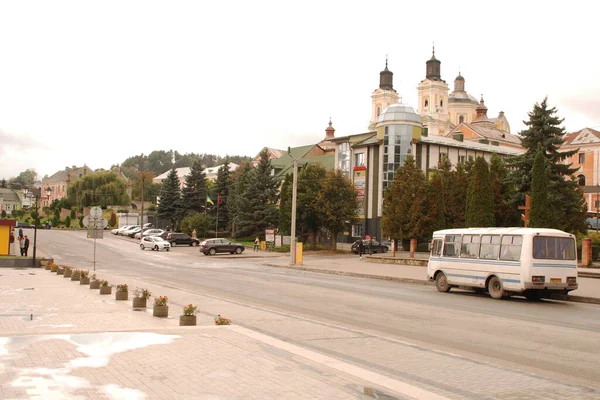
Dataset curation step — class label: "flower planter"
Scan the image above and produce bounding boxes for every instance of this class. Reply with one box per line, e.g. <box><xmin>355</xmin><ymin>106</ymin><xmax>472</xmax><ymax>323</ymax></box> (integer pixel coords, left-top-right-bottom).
<box><xmin>57</xmin><ymin>268</ymin><xmax>65</xmax><ymax>275</ymax></box>
<box><xmin>64</xmin><ymin>270</ymin><xmax>72</xmax><ymax>278</ymax></box>
<box><xmin>132</xmin><ymin>297</ymin><xmax>147</xmax><ymax>308</ymax></box>
<box><xmin>99</xmin><ymin>286</ymin><xmax>112</xmax><ymax>295</ymax></box>
<box><xmin>179</xmin><ymin>315</ymin><xmax>197</xmax><ymax>326</ymax></box>
<box><xmin>70</xmin><ymin>273</ymin><xmax>81</xmax><ymax>281</ymax></box>
<box><xmin>90</xmin><ymin>280</ymin><xmax>101</xmax><ymax>289</ymax></box>
<box><xmin>80</xmin><ymin>277</ymin><xmax>90</xmax><ymax>285</ymax></box>
<box><xmin>115</xmin><ymin>291</ymin><xmax>128</xmax><ymax>301</ymax></box>
<box><xmin>153</xmin><ymin>305</ymin><xmax>168</xmax><ymax>318</ymax></box>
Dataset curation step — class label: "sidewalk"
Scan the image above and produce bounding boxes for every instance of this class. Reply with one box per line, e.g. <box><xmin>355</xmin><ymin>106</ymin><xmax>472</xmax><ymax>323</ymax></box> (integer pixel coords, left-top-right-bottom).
<box><xmin>0</xmin><ymin>268</ymin><xmax>423</xmax><ymax>400</ymax></box>
<box><xmin>264</xmin><ymin>253</ymin><xmax>600</xmax><ymax>304</ymax></box>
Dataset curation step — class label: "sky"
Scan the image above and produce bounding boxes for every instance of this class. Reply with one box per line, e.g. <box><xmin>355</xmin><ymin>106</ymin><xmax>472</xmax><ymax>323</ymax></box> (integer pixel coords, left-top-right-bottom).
<box><xmin>1</xmin><ymin>0</ymin><xmax>599</xmax><ymax>180</ymax></box>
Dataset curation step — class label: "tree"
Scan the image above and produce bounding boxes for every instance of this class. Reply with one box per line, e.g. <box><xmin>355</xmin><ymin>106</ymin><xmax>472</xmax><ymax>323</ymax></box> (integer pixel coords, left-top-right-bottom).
<box><xmin>157</xmin><ymin>169</ymin><xmax>182</xmax><ymax>229</ymax></box>
<box><xmin>180</xmin><ymin>212</ymin><xmax>212</xmax><ymax>238</ymax></box>
<box><xmin>230</xmin><ymin>163</ymin><xmax>253</xmax><ymax>237</ymax></box>
<box><xmin>9</xmin><ymin>169</ymin><xmax>37</xmax><ymax>188</ymax></box>
<box><xmin>70</xmin><ymin>207</ymin><xmax>76</xmax><ymax>220</ymax></box>
<box><xmin>466</xmin><ymin>157</ymin><xmax>495</xmax><ymax>227</ymax></box>
<box><xmin>64</xmin><ymin>216</ymin><xmax>71</xmax><ymax>228</ymax></box>
<box><xmin>0</xmin><ymin>178</ymin><xmax>7</xmax><ymax>188</ymax></box>
<box><xmin>318</xmin><ymin>169</ymin><xmax>357</xmax><ymax>250</ymax></box>
<box><xmin>382</xmin><ymin>156</ymin><xmax>429</xmax><ymax>245</ymax></box>
<box><xmin>506</xmin><ymin>97</ymin><xmax>586</xmax><ymax>232</ymax></box>
<box><xmin>236</xmin><ymin>149</ymin><xmax>279</xmax><ymax>238</ymax></box>
<box><xmin>530</xmin><ymin>151</ymin><xmax>553</xmax><ymax>228</ymax></box>
<box><xmin>181</xmin><ymin>161</ymin><xmax>208</xmax><ymax>215</ymax></box>
<box><xmin>67</xmin><ymin>171</ymin><xmax>130</xmax><ymax>208</ymax></box>
<box><xmin>278</xmin><ymin>173</ymin><xmax>293</xmax><ymax>235</ymax></box>
<box><xmin>212</xmin><ymin>160</ymin><xmax>233</xmax><ymax>232</ymax></box>
<box><xmin>489</xmin><ymin>154</ymin><xmax>519</xmax><ymax>227</ymax></box>
<box><xmin>423</xmin><ymin>170</ymin><xmax>447</xmax><ymax>236</ymax></box>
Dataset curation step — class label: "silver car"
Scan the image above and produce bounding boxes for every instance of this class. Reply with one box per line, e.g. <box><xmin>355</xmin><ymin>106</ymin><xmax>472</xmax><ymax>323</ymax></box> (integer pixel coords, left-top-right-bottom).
<box><xmin>140</xmin><ymin>236</ymin><xmax>171</xmax><ymax>251</ymax></box>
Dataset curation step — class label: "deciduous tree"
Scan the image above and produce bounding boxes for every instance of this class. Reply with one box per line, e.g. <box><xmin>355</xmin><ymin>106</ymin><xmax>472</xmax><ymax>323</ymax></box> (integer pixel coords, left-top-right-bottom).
<box><xmin>318</xmin><ymin>169</ymin><xmax>357</xmax><ymax>250</ymax></box>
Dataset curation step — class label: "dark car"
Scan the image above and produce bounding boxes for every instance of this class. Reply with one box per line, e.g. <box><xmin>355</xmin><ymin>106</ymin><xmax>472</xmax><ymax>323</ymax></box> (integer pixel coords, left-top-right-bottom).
<box><xmin>200</xmin><ymin>238</ymin><xmax>245</xmax><ymax>255</ymax></box>
<box><xmin>165</xmin><ymin>232</ymin><xmax>200</xmax><ymax>247</ymax></box>
<box><xmin>351</xmin><ymin>239</ymin><xmax>388</xmax><ymax>254</ymax></box>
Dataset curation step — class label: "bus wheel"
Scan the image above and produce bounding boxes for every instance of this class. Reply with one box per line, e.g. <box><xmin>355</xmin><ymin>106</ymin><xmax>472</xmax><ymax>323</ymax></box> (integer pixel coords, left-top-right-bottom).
<box><xmin>435</xmin><ymin>272</ymin><xmax>451</xmax><ymax>293</ymax></box>
<box><xmin>488</xmin><ymin>276</ymin><xmax>505</xmax><ymax>299</ymax></box>
<box><xmin>524</xmin><ymin>290</ymin><xmax>542</xmax><ymax>301</ymax></box>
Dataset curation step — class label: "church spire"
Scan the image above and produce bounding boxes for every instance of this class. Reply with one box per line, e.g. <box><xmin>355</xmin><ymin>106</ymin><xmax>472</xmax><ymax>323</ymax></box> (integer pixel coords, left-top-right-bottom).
<box><xmin>325</xmin><ymin>118</ymin><xmax>335</xmax><ymax>139</ymax></box>
<box><xmin>426</xmin><ymin>46</ymin><xmax>442</xmax><ymax>81</ymax></box>
<box><xmin>379</xmin><ymin>56</ymin><xmax>394</xmax><ymax>90</ymax></box>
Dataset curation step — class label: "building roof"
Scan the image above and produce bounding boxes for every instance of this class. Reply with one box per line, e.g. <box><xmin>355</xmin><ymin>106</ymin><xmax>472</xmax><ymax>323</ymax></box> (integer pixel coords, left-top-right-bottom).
<box><xmin>43</xmin><ymin>165</ymin><xmax>94</xmax><ymax>184</ymax></box>
<box><xmin>153</xmin><ymin>167</ymin><xmax>191</xmax><ymax>183</ymax></box>
<box><xmin>421</xmin><ymin>134</ymin><xmax>523</xmax><ymax>155</ymax></box>
<box><xmin>563</xmin><ymin>128</ymin><xmax>600</xmax><ymax>145</ymax></box>
<box><xmin>448</xmin><ymin>91</ymin><xmax>478</xmax><ymax>104</ymax></box>
<box><xmin>378</xmin><ymin>102</ymin><xmax>422</xmax><ymax>124</ymax></box>
<box><xmin>0</xmin><ymin>188</ymin><xmax>21</xmax><ymax>202</ymax></box>
<box><xmin>464</xmin><ymin>124</ymin><xmax>522</xmax><ymax>145</ymax></box>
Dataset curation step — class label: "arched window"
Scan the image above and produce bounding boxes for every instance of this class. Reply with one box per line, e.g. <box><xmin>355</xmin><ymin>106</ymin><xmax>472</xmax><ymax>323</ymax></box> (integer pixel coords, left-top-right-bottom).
<box><xmin>377</xmin><ymin>107</ymin><xmax>381</xmax><ymax>116</ymax></box>
<box><xmin>578</xmin><ymin>174</ymin><xmax>586</xmax><ymax>186</ymax></box>
<box><xmin>424</xmin><ymin>99</ymin><xmax>429</xmax><ymax>108</ymax></box>
<box><xmin>459</xmin><ymin>115</ymin><xmax>464</xmax><ymax>124</ymax></box>
<box><xmin>440</xmin><ymin>99</ymin><xmax>444</xmax><ymax>107</ymax></box>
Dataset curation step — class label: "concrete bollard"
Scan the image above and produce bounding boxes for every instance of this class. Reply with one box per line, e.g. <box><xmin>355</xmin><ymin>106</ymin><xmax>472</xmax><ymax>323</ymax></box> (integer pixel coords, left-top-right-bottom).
<box><xmin>582</xmin><ymin>238</ymin><xmax>592</xmax><ymax>267</ymax></box>
<box><xmin>410</xmin><ymin>239</ymin><xmax>417</xmax><ymax>258</ymax></box>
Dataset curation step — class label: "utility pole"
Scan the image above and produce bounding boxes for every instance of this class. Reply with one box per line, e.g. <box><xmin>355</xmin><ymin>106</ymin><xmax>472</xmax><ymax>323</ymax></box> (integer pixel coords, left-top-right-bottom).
<box><xmin>140</xmin><ymin>173</ymin><xmax>144</xmax><ymax>237</ymax></box>
<box><xmin>290</xmin><ymin>158</ymin><xmax>298</xmax><ymax>265</ymax></box>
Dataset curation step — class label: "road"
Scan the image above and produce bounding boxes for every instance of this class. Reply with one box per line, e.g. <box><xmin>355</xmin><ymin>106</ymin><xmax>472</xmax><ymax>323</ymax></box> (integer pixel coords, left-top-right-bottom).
<box><xmin>38</xmin><ymin>230</ymin><xmax>600</xmax><ymax>398</ymax></box>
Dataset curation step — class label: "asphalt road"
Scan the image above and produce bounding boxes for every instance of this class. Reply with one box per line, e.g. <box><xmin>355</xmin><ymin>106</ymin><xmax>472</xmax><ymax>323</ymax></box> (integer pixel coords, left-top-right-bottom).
<box><xmin>37</xmin><ymin>230</ymin><xmax>600</xmax><ymax>397</ymax></box>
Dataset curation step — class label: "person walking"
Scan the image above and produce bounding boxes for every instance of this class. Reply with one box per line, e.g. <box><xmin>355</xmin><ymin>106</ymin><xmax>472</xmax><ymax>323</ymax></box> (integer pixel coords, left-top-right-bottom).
<box><xmin>23</xmin><ymin>235</ymin><xmax>30</xmax><ymax>256</ymax></box>
<box><xmin>19</xmin><ymin>235</ymin><xmax>25</xmax><ymax>256</ymax></box>
<box><xmin>358</xmin><ymin>240</ymin><xmax>364</xmax><ymax>259</ymax></box>
<box><xmin>18</xmin><ymin>227</ymin><xmax>23</xmax><ymax>239</ymax></box>
<box><xmin>254</xmin><ymin>237</ymin><xmax>260</xmax><ymax>252</ymax></box>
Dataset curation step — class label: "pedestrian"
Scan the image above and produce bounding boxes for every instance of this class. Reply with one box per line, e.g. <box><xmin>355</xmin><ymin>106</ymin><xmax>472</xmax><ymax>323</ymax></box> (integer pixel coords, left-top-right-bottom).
<box><xmin>358</xmin><ymin>240</ymin><xmax>364</xmax><ymax>259</ymax></box>
<box><xmin>23</xmin><ymin>235</ymin><xmax>30</xmax><ymax>256</ymax></box>
<box><xmin>18</xmin><ymin>227</ymin><xmax>23</xmax><ymax>239</ymax></box>
<box><xmin>19</xmin><ymin>235</ymin><xmax>25</xmax><ymax>256</ymax></box>
<box><xmin>254</xmin><ymin>237</ymin><xmax>260</xmax><ymax>252</ymax></box>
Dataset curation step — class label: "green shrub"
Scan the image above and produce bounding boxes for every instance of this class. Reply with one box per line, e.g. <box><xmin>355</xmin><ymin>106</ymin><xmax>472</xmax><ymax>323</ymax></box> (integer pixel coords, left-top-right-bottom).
<box><xmin>148</xmin><ymin>204</ymin><xmax>157</xmax><ymax>212</ymax></box>
<box><xmin>64</xmin><ymin>216</ymin><xmax>71</xmax><ymax>228</ymax></box>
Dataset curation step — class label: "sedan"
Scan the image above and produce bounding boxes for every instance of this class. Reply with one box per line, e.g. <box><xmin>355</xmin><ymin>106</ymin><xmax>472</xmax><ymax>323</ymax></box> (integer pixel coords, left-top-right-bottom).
<box><xmin>200</xmin><ymin>238</ymin><xmax>245</xmax><ymax>255</ymax></box>
<box><xmin>134</xmin><ymin>229</ymin><xmax>164</xmax><ymax>239</ymax></box>
<box><xmin>112</xmin><ymin>225</ymin><xmax>132</xmax><ymax>235</ymax></box>
<box><xmin>351</xmin><ymin>239</ymin><xmax>389</xmax><ymax>254</ymax></box>
<box><xmin>140</xmin><ymin>236</ymin><xmax>171</xmax><ymax>251</ymax></box>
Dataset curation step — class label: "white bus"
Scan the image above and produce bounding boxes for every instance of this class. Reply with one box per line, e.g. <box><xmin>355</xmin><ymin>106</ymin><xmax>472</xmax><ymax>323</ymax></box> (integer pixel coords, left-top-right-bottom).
<box><xmin>427</xmin><ymin>227</ymin><xmax>579</xmax><ymax>300</ymax></box>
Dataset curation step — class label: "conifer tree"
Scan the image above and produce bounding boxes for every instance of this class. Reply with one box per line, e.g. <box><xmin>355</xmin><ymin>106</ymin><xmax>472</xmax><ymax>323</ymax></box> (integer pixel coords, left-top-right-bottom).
<box><xmin>212</xmin><ymin>160</ymin><xmax>232</xmax><ymax>232</ymax></box>
<box><xmin>157</xmin><ymin>168</ymin><xmax>181</xmax><ymax>229</ymax></box>
<box><xmin>489</xmin><ymin>154</ymin><xmax>519</xmax><ymax>227</ymax></box>
<box><xmin>318</xmin><ymin>169</ymin><xmax>357</xmax><ymax>250</ymax></box>
<box><xmin>530</xmin><ymin>151</ymin><xmax>554</xmax><ymax>228</ymax></box>
<box><xmin>181</xmin><ymin>161</ymin><xmax>208</xmax><ymax>215</ymax></box>
<box><xmin>466</xmin><ymin>157</ymin><xmax>495</xmax><ymax>227</ymax></box>
<box><xmin>230</xmin><ymin>163</ymin><xmax>252</xmax><ymax>237</ymax></box>
<box><xmin>278</xmin><ymin>173</ymin><xmax>292</xmax><ymax>235</ymax></box>
<box><xmin>506</xmin><ymin>97</ymin><xmax>586</xmax><ymax>232</ymax></box>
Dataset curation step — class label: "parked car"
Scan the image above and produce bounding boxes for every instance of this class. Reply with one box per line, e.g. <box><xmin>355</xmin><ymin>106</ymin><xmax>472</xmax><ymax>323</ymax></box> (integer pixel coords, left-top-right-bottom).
<box><xmin>127</xmin><ymin>227</ymin><xmax>142</xmax><ymax>238</ymax></box>
<box><xmin>139</xmin><ymin>236</ymin><xmax>171</xmax><ymax>251</ymax></box>
<box><xmin>134</xmin><ymin>229</ymin><xmax>164</xmax><ymax>239</ymax></box>
<box><xmin>350</xmin><ymin>239</ymin><xmax>389</xmax><ymax>254</ymax></box>
<box><xmin>113</xmin><ymin>225</ymin><xmax>134</xmax><ymax>235</ymax></box>
<box><xmin>166</xmin><ymin>232</ymin><xmax>200</xmax><ymax>247</ymax></box>
<box><xmin>119</xmin><ymin>226</ymin><xmax>140</xmax><ymax>236</ymax></box>
<box><xmin>586</xmin><ymin>217</ymin><xmax>600</xmax><ymax>231</ymax></box>
<box><xmin>200</xmin><ymin>238</ymin><xmax>245</xmax><ymax>255</ymax></box>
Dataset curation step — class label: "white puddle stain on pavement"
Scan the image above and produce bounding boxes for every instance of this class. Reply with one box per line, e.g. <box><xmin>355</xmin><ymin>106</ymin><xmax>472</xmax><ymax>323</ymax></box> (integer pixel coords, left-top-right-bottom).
<box><xmin>0</xmin><ymin>332</ymin><xmax>179</xmax><ymax>399</ymax></box>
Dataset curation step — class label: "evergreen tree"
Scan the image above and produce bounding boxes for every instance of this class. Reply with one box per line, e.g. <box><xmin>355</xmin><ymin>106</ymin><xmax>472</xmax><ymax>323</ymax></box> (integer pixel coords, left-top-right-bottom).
<box><xmin>212</xmin><ymin>160</ymin><xmax>232</xmax><ymax>232</ymax></box>
<box><xmin>278</xmin><ymin>173</ymin><xmax>292</xmax><ymax>235</ymax></box>
<box><xmin>230</xmin><ymin>163</ymin><xmax>253</xmax><ymax>237</ymax></box>
<box><xmin>506</xmin><ymin>97</ymin><xmax>586</xmax><ymax>232</ymax></box>
<box><xmin>489</xmin><ymin>154</ymin><xmax>519</xmax><ymax>227</ymax></box>
<box><xmin>318</xmin><ymin>169</ymin><xmax>357</xmax><ymax>250</ymax></box>
<box><xmin>466</xmin><ymin>157</ymin><xmax>495</xmax><ymax>227</ymax></box>
<box><xmin>381</xmin><ymin>156</ymin><xmax>429</xmax><ymax>243</ymax></box>
<box><xmin>237</xmin><ymin>149</ymin><xmax>279</xmax><ymax>237</ymax></box>
<box><xmin>0</xmin><ymin>178</ymin><xmax>7</xmax><ymax>188</ymax></box>
<box><xmin>157</xmin><ymin>168</ymin><xmax>181</xmax><ymax>229</ymax></box>
<box><xmin>181</xmin><ymin>161</ymin><xmax>208</xmax><ymax>215</ymax></box>
<box><xmin>530</xmin><ymin>151</ymin><xmax>554</xmax><ymax>228</ymax></box>
<box><xmin>423</xmin><ymin>170</ymin><xmax>447</xmax><ymax>235</ymax></box>
<box><xmin>445</xmin><ymin>159</ymin><xmax>472</xmax><ymax>228</ymax></box>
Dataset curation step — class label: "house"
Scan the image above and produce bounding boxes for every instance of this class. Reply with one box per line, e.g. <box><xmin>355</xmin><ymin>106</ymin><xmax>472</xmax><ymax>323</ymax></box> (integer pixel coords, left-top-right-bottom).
<box><xmin>0</xmin><ymin>188</ymin><xmax>23</xmax><ymax>215</ymax></box>
<box><xmin>42</xmin><ymin>165</ymin><xmax>94</xmax><ymax>207</ymax></box>
<box><xmin>153</xmin><ymin>163</ymin><xmax>239</xmax><ymax>188</ymax></box>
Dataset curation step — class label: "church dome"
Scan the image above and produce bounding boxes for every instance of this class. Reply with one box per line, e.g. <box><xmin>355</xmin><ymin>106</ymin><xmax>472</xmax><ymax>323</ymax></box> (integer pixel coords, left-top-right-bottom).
<box><xmin>377</xmin><ymin>102</ymin><xmax>422</xmax><ymax>124</ymax></box>
<box><xmin>448</xmin><ymin>91</ymin><xmax>479</xmax><ymax>104</ymax></box>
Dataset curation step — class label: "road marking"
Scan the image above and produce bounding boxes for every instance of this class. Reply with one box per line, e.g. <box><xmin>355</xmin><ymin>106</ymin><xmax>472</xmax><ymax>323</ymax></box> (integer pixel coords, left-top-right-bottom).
<box><xmin>230</xmin><ymin>325</ymin><xmax>449</xmax><ymax>400</ymax></box>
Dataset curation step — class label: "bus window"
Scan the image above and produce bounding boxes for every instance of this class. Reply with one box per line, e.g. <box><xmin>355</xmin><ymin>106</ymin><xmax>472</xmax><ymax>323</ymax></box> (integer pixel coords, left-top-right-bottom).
<box><xmin>460</xmin><ymin>235</ymin><xmax>480</xmax><ymax>258</ymax></box>
<box><xmin>443</xmin><ymin>235</ymin><xmax>461</xmax><ymax>257</ymax></box>
<box><xmin>500</xmin><ymin>235</ymin><xmax>522</xmax><ymax>261</ymax></box>
<box><xmin>480</xmin><ymin>235</ymin><xmax>500</xmax><ymax>259</ymax></box>
<box><xmin>431</xmin><ymin>239</ymin><xmax>442</xmax><ymax>256</ymax></box>
<box><xmin>533</xmin><ymin>237</ymin><xmax>576</xmax><ymax>260</ymax></box>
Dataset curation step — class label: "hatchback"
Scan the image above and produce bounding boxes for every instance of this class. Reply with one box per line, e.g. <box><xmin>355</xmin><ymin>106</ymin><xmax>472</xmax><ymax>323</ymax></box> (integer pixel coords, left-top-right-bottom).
<box><xmin>140</xmin><ymin>236</ymin><xmax>171</xmax><ymax>251</ymax></box>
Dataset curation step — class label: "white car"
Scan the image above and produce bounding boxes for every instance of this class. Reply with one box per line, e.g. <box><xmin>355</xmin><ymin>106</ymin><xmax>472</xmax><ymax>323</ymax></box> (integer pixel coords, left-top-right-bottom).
<box><xmin>112</xmin><ymin>225</ymin><xmax>132</xmax><ymax>235</ymax></box>
<box><xmin>134</xmin><ymin>229</ymin><xmax>164</xmax><ymax>239</ymax></box>
<box><xmin>119</xmin><ymin>226</ymin><xmax>140</xmax><ymax>236</ymax></box>
<box><xmin>140</xmin><ymin>236</ymin><xmax>171</xmax><ymax>251</ymax></box>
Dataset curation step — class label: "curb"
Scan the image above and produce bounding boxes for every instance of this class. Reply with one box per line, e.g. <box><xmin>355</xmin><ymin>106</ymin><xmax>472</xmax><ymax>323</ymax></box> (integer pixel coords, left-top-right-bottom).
<box><xmin>262</xmin><ymin>263</ymin><xmax>600</xmax><ymax>305</ymax></box>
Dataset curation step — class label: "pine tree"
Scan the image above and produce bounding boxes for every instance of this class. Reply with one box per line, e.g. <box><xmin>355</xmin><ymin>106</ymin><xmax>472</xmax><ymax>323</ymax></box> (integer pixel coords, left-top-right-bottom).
<box><xmin>530</xmin><ymin>151</ymin><xmax>554</xmax><ymax>228</ymax></box>
<box><xmin>318</xmin><ymin>169</ymin><xmax>357</xmax><ymax>250</ymax></box>
<box><xmin>212</xmin><ymin>160</ymin><xmax>232</xmax><ymax>232</ymax></box>
<box><xmin>424</xmin><ymin>170</ymin><xmax>447</xmax><ymax>235</ymax></box>
<box><xmin>466</xmin><ymin>157</ymin><xmax>495</xmax><ymax>227</ymax></box>
<box><xmin>506</xmin><ymin>97</ymin><xmax>586</xmax><ymax>232</ymax></box>
<box><xmin>181</xmin><ymin>161</ymin><xmax>208</xmax><ymax>215</ymax></box>
<box><xmin>278</xmin><ymin>173</ymin><xmax>292</xmax><ymax>235</ymax></box>
<box><xmin>237</xmin><ymin>149</ymin><xmax>280</xmax><ymax>238</ymax></box>
<box><xmin>489</xmin><ymin>154</ymin><xmax>519</xmax><ymax>227</ymax></box>
<box><xmin>381</xmin><ymin>156</ymin><xmax>428</xmax><ymax>243</ymax></box>
<box><xmin>230</xmin><ymin>163</ymin><xmax>253</xmax><ymax>237</ymax></box>
<box><xmin>157</xmin><ymin>168</ymin><xmax>181</xmax><ymax>229</ymax></box>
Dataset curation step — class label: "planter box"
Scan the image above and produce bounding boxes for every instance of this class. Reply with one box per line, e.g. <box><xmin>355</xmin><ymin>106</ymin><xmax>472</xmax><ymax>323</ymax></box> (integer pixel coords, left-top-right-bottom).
<box><xmin>90</xmin><ymin>280</ymin><xmax>101</xmax><ymax>289</ymax></box>
<box><xmin>153</xmin><ymin>304</ymin><xmax>168</xmax><ymax>318</ymax></box>
<box><xmin>44</xmin><ymin>264</ymin><xmax>51</xmax><ymax>270</ymax></box>
<box><xmin>80</xmin><ymin>277</ymin><xmax>90</xmax><ymax>285</ymax></box>
<box><xmin>132</xmin><ymin>297</ymin><xmax>147</xmax><ymax>308</ymax></box>
<box><xmin>70</xmin><ymin>273</ymin><xmax>81</xmax><ymax>281</ymax></box>
<box><xmin>99</xmin><ymin>286</ymin><xmax>112</xmax><ymax>295</ymax></box>
<box><xmin>115</xmin><ymin>291</ymin><xmax>128</xmax><ymax>301</ymax></box>
<box><xmin>179</xmin><ymin>315</ymin><xmax>197</xmax><ymax>326</ymax></box>
<box><xmin>64</xmin><ymin>270</ymin><xmax>72</xmax><ymax>278</ymax></box>
<box><xmin>57</xmin><ymin>268</ymin><xmax>65</xmax><ymax>275</ymax></box>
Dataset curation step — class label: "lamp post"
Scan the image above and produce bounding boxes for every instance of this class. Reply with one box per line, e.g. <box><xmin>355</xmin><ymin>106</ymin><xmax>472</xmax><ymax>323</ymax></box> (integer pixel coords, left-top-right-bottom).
<box><xmin>30</xmin><ymin>187</ymin><xmax>51</xmax><ymax>267</ymax></box>
<box><xmin>288</xmin><ymin>147</ymin><xmax>299</xmax><ymax>266</ymax></box>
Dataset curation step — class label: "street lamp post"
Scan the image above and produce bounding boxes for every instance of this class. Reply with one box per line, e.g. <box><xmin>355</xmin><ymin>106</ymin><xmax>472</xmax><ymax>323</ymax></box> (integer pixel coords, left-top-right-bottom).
<box><xmin>30</xmin><ymin>187</ymin><xmax>51</xmax><ymax>267</ymax></box>
<box><xmin>290</xmin><ymin>156</ymin><xmax>298</xmax><ymax>266</ymax></box>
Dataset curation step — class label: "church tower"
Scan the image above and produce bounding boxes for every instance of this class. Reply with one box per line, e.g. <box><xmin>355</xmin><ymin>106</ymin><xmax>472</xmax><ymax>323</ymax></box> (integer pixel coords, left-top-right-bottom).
<box><xmin>417</xmin><ymin>47</ymin><xmax>450</xmax><ymax>135</ymax></box>
<box><xmin>369</xmin><ymin>58</ymin><xmax>399</xmax><ymax>130</ymax></box>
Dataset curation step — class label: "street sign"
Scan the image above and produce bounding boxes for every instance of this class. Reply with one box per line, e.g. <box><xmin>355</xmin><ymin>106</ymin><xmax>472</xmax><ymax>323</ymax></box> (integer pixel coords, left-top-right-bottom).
<box><xmin>83</xmin><ymin>217</ymin><xmax>108</xmax><ymax>229</ymax></box>
<box><xmin>90</xmin><ymin>206</ymin><xmax>102</xmax><ymax>219</ymax></box>
<box><xmin>87</xmin><ymin>229</ymin><xmax>104</xmax><ymax>239</ymax></box>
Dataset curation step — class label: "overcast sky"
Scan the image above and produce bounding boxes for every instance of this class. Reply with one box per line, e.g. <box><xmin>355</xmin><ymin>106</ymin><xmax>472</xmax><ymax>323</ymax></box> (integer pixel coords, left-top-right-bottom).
<box><xmin>1</xmin><ymin>0</ymin><xmax>598</xmax><ymax>180</ymax></box>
